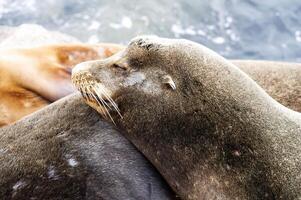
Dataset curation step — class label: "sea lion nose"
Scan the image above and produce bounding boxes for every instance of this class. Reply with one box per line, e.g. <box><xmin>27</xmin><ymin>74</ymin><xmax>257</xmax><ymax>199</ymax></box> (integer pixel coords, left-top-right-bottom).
<box><xmin>72</xmin><ymin>49</ymin><xmax>126</xmax><ymax>76</ymax></box>
<box><xmin>72</xmin><ymin>60</ymin><xmax>97</xmax><ymax>75</ymax></box>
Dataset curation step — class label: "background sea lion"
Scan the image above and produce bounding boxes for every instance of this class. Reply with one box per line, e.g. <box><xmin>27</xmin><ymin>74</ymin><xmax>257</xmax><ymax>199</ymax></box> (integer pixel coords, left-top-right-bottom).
<box><xmin>72</xmin><ymin>36</ymin><xmax>301</xmax><ymax>199</ymax></box>
<box><xmin>0</xmin><ymin>24</ymin><xmax>125</xmax><ymax>127</ymax></box>
<box><xmin>232</xmin><ymin>60</ymin><xmax>301</xmax><ymax>112</ymax></box>
<box><xmin>0</xmin><ymin>94</ymin><xmax>176</xmax><ymax>200</ymax></box>
<box><xmin>0</xmin><ymin>43</ymin><xmax>123</xmax><ymax>127</ymax></box>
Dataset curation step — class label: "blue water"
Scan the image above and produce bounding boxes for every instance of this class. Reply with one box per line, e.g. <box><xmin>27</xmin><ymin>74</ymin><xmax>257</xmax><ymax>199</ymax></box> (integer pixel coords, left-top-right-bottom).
<box><xmin>1</xmin><ymin>0</ymin><xmax>301</xmax><ymax>61</ymax></box>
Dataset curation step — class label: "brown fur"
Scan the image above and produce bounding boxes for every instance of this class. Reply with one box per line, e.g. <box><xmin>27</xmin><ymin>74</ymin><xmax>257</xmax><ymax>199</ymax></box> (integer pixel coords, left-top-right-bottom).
<box><xmin>232</xmin><ymin>60</ymin><xmax>301</xmax><ymax>112</ymax></box>
<box><xmin>0</xmin><ymin>43</ymin><xmax>123</xmax><ymax>127</ymax></box>
<box><xmin>73</xmin><ymin>36</ymin><xmax>301</xmax><ymax>200</ymax></box>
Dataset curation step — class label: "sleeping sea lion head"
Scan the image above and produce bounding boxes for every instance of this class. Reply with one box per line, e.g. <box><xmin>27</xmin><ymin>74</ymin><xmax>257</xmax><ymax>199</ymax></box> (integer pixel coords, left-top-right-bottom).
<box><xmin>72</xmin><ymin>36</ymin><xmax>301</xmax><ymax>200</ymax></box>
<box><xmin>71</xmin><ymin>36</ymin><xmax>214</xmax><ymax>123</ymax></box>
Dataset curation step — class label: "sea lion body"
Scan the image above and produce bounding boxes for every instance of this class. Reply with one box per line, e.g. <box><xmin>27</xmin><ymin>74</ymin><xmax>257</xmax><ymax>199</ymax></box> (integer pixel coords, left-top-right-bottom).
<box><xmin>232</xmin><ymin>60</ymin><xmax>301</xmax><ymax>112</ymax></box>
<box><xmin>0</xmin><ymin>43</ymin><xmax>123</xmax><ymax>127</ymax></box>
<box><xmin>0</xmin><ymin>94</ymin><xmax>175</xmax><ymax>200</ymax></box>
<box><xmin>72</xmin><ymin>36</ymin><xmax>301</xmax><ymax>199</ymax></box>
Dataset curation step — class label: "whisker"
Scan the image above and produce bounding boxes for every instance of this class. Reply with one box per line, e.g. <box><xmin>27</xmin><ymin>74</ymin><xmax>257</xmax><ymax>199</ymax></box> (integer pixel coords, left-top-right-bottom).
<box><xmin>87</xmin><ymin>91</ymin><xmax>95</xmax><ymax>102</ymax></box>
<box><xmin>94</xmin><ymin>85</ymin><xmax>113</xmax><ymax>110</ymax></box>
<box><xmin>91</xmin><ymin>86</ymin><xmax>116</xmax><ymax>125</ymax></box>
<box><xmin>95</xmin><ymin>84</ymin><xmax>123</xmax><ymax>119</ymax></box>
<box><xmin>89</xmin><ymin>89</ymin><xmax>108</xmax><ymax>118</ymax></box>
<box><xmin>82</xmin><ymin>87</ymin><xmax>90</xmax><ymax>101</ymax></box>
<box><xmin>79</xmin><ymin>88</ymin><xmax>86</xmax><ymax>99</ymax></box>
<box><xmin>105</xmin><ymin>96</ymin><xmax>123</xmax><ymax>119</ymax></box>
<box><xmin>73</xmin><ymin>72</ymin><xmax>121</xmax><ymax>124</ymax></box>
<box><xmin>108</xmin><ymin>99</ymin><xmax>123</xmax><ymax>118</ymax></box>
<box><xmin>92</xmin><ymin>86</ymin><xmax>112</xmax><ymax>110</ymax></box>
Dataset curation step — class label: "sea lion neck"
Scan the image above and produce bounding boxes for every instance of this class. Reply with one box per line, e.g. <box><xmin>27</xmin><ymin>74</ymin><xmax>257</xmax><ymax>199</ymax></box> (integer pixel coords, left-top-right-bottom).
<box><xmin>174</xmin><ymin>43</ymin><xmax>300</xmax><ymax>125</ymax></box>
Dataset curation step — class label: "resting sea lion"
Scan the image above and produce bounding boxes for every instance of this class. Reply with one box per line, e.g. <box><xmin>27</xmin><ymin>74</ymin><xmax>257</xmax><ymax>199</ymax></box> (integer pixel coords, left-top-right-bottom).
<box><xmin>232</xmin><ymin>60</ymin><xmax>301</xmax><ymax>112</ymax></box>
<box><xmin>72</xmin><ymin>36</ymin><xmax>301</xmax><ymax>199</ymax></box>
<box><xmin>0</xmin><ymin>43</ymin><xmax>123</xmax><ymax>127</ymax></box>
<box><xmin>0</xmin><ymin>94</ymin><xmax>176</xmax><ymax>200</ymax></box>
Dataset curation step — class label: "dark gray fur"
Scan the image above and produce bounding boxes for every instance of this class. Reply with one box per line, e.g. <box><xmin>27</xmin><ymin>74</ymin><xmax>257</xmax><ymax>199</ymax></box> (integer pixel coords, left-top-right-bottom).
<box><xmin>0</xmin><ymin>94</ymin><xmax>176</xmax><ymax>200</ymax></box>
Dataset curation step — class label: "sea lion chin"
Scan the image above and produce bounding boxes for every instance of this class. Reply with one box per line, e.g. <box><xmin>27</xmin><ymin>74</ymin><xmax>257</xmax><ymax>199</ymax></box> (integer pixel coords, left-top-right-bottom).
<box><xmin>72</xmin><ymin>36</ymin><xmax>301</xmax><ymax>200</ymax></box>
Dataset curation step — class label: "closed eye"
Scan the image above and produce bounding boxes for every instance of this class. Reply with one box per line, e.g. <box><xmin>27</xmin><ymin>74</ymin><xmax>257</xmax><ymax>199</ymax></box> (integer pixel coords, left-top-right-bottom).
<box><xmin>112</xmin><ymin>63</ymin><xmax>128</xmax><ymax>70</ymax></box>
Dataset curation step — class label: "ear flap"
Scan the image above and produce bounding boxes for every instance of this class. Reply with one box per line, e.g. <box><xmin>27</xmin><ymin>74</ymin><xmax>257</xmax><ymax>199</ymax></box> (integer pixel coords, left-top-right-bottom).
<box><xmin>162</xmin><ymin>75</ymin><xmax>176</xmax><ymax>90</ymax></box>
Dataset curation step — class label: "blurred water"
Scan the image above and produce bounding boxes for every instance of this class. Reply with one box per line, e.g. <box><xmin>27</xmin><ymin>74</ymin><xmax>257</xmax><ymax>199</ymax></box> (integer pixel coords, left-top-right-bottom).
<box><xmin>0</xmin><ymin>0</ymin><xmax>301</xmax><ymax>61</ymax></box>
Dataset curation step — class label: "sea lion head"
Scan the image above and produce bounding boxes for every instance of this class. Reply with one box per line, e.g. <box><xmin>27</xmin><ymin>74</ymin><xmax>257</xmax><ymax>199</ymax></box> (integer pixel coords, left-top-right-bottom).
<box><xmin>71</xmin><ymin>36</ymin><xmax>220</xmax><ymax>124</ymax></box>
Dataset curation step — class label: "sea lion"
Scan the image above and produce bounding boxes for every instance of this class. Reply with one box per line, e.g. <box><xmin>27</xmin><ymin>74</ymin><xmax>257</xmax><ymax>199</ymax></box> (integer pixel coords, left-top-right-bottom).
<box><xmin>72</xmin><ymin>36</ymin><xmax>301</xmax><ymax>199</ymax></box>
<box><xmin>0</xmin><ymin>94</ymin><xmax>176</xmax><ymax>200</ymax></box>
<box><xmin>0</xmin><ymin>43</ymin><xmax>123</xmax><ymax>127</ymax></box>
<box><xmin>1</xmin><ymin>44</ymin><xmax>300</xmax><ymax>200</ymax></box>
<box><xmin>232</xmin><ymin>60</ymin><xmax>301</xmax><ymax>112</ymax></box>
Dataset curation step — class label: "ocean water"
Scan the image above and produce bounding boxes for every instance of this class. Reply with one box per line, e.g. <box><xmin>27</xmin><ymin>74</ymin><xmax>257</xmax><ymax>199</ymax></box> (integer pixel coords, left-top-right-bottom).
<box><xmin>0</xmin><ymin>0</ymin><xmax>301</xmax><ymax>61</ymax></box>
